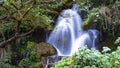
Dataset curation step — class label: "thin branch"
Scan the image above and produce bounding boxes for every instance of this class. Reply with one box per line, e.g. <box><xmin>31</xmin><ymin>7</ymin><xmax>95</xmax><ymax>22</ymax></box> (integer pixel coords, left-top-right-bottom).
<box><xmin>0</xmin><ymin>28</ymin><xmax>35</xmax><ymax>48</ymax></box>
<box><xmin>0</xmin><ymin>1</ymin><xmax>36</xmax><ymax>48</ymax></box>
<box><xmin>0</xmin><ymin>3</ymin><xmax>9</xmax><ymax>21</ymax></box>
<box><xmin>24</xmin><ymin>0</ymin><xmax>33</xmax><ymax>5</ymax></box>
<box><xmin>20</xmin><ymin>27</ymin><xmax>35</xmax><ymax>37</ymax></box>
<box><xmin>0</xmin><ymin>36</ymin><xmax>16</xmax><ymax>48</ymax></box>
<box><xmin>0</xmin><ymin>16</ymin><xmax>7</xmax><ymax>21</ymax></box>
<box><xmin>36</xmin><ymin>0</ymin><xmax>58</xmax><ymax>4</ymax></box>
<box><xmin>0</xmin><ymin>11</ymin><xmax>18</xmax><ymax>21</ymax></box>
<box><xmin>0</xmin><ymin>3</ymin><xmax>9</xmax><ymax>10</ymax></box>
<box><xmin>22</xmin><ymin>2</ymin><xmax>34</xmax><ymax>18</ymax></box>
<box><xmin>10</xmin><ymin>11</ymin><xmax>18</xmax><ymax>17</ymax></box>
<box><xmin>9</xmin><ymin>2</ymin><xmax>18</xmax><ymax>10</ymax></box>
<box><xmin>9</xmin><ymin>2</ymin><xmax>23</xmax><ymax>19</ymax></box>
<box><xmin>9</xmin><ymin>1</ymin><xmax>22</xmax><ymax>20</ymax></box>
<box><xmin>0</xmin><ymin>15</ymin><xmax>18</xmax><ymax>21</ymax></box>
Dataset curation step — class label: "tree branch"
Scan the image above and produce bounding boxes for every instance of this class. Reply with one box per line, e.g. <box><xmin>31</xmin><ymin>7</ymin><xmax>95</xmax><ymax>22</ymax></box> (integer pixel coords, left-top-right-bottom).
<box><xmin>0</xmin><ymin>11</ymin><xmax>18</xmax><ymax>21</ymax></box>
<box><xmin>0</xmin><ymin>3</ymin><xmax>9</xmax><ymax>11</ymax></box>
<box><xmin>9</xmin><ymin>2</ymin><xmax>18</xmax><ymax>10</ymax></box>
<box><xmin>36</xmin><ymin>0</ymin><xmax>59</xmax><ymax>4</ymax></box>
<box><xmin>0</xmin><ymin>1</ymin><xmax>37</xmax><ymax>48</ymax></box>
<box><xmin>0</xmin><ymin>35</ymin><xmax>16</xmax><ymax>48</ymax></box>
<box><xmin>0</xmin><ymin>28</ymin><xmax>35</xmax><ymax>48</ymax></box>
<box><xmin>22</xmin><ymin>2</ymin><xmax>34</xmax><ymax>18</ymax></box>
<box><xmin>0</xmin><ymin>16</ymin><xmax>7</xmax><ymax>21</ymax></box>
<box><xmin>20</xmin><ymin>28</ymin><xmax>35</xmax><ymax>37</ymax></box>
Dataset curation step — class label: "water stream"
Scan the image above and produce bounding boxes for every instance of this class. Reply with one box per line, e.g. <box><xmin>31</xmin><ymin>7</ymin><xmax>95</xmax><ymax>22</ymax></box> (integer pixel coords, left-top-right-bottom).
<box><xmin>47</xmin><ymin>4</ymin><xmax>99</xmax><ymax>56</ymax></box>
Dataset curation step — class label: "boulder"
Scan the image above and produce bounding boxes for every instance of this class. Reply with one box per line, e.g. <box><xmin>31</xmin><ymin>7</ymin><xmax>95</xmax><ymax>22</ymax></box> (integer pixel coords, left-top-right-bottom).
<box><xmin>34</xmin><ymin>42</ymin><xmax>57</xmax><ymax>57</ymax></box>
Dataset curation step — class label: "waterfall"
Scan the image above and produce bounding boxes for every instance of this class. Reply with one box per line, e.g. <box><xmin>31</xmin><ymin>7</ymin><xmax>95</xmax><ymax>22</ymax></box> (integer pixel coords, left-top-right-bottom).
<box><xmin>46</xmin><ymin>4</ymin><xmax>99</xmax><ymax>56</ymax></box>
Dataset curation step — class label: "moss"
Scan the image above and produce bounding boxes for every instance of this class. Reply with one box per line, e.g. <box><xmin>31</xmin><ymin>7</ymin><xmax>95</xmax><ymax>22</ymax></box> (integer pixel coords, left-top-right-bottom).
<box><xmin>34</xmin><ymin>42</ymin><xmax>57</xmax><ymax>57</ymax></box>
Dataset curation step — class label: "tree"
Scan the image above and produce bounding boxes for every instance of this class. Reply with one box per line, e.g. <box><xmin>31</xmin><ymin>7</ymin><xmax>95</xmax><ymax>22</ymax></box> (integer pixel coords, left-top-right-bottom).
<box><xmin>0</xmin><ymin>0</ymin><xmax>66</xmax><ymax>48</ymax></box>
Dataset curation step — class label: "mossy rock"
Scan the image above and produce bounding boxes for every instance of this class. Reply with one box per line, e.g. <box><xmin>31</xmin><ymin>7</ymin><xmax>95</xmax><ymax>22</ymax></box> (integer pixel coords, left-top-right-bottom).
<box><xmin>34</xmin><ymin>42</ymin><xmax>57</xmax><ymax>57</ymax></box>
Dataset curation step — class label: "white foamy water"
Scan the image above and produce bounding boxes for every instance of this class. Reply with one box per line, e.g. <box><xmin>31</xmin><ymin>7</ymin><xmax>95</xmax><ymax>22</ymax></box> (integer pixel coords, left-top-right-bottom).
<box><xmin>47</xmin><ymin>4</ymin><xmax>99</xmax><ymax>56</ymax></box>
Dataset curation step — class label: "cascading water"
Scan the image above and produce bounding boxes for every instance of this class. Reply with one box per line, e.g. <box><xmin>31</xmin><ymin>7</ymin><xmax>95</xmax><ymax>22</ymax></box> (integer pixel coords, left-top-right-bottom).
<box><xmin>47</xmin><ymin>4</ymin><xmax>99</xmax><ymax>56</ymax></box>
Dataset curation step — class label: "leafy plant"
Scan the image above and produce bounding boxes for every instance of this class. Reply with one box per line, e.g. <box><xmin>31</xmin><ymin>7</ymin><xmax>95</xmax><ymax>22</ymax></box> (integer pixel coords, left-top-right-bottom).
<box><xmin>0</xmin><ymin>0</ymin><xmax>66</xmax><ymax>48</ymax></box>
<box><xmin>0</xmin><ymin>52</ymin><xmax>15</xmax><ymax>68</ymax></box>
<box><xmin>18</xmin><ymin>41</ymin><xmax>41</xmax><ymax>68</ymax></box>
<box><xmin>18</xmin><ymin>50</ymin><xmax>42</xmax><ymax>68</ymax></box>
<box><xmin>55</xmin><ymin>46</ymin><xmax>120</xmax><ymax>68</ymax></box>
<box><xmin>115</xmin><ymin>37</ymin><xmax>120</xmax><ymax>45</ymax></box>
<box><xmin>82</xmin><ymin>8</ymin><xmax>99</xmax><ymax>30</ymax></box>
<box><xmin>27</xmin><ymin>41</ymin><xmax>35</xmax><ymax>49</ymax></box>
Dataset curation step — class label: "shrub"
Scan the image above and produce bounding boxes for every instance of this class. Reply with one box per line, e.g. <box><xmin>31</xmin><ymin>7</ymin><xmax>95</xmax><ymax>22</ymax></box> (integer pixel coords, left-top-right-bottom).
<box><xmin>0</xmin><ymin>52</ymin><xmax>15</xmax><ymax>68</ymax></box>
<box><xmin>55</xmin><ymin>46</ymin><xmax>120</xmax><ymax>68</ymax></box>
<box><xmin>115</xmin><ymin>37</ymin><xmax>120</xmax><ymax>46</ymax></box>
<box><xmin>18</xmin><ymin>41</ymin><xmax>42</xmax><ymax>68</ymax></box>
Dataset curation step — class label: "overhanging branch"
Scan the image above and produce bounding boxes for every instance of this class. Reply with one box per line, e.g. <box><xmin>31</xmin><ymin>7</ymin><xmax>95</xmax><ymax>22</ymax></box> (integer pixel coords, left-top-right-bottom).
<box><xmin>20</xmin><ymin>27</ymin><xmax>35</xmax><ymax>37</ymax></box>
<box><xmin>0</xmin><ymin>35</ymin><xmax>16</xmax><ymax>48</ymax></box>
<box><xmin>0</xmin><ymin>28</ymin><xmax>35</xmax><ymax>48</ymax></box>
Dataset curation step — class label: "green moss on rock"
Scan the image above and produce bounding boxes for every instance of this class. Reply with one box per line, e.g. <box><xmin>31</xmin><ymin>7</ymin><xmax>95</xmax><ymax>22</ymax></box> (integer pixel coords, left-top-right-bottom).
<box><xmin>34</xmin><ymin>42</ymin><xmax>57</xmax><ymax>57</ymax></box>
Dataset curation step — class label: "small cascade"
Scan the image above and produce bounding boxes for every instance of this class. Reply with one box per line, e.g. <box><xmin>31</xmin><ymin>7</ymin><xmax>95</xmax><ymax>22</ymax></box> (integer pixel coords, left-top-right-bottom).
<box><xmin>46</xmin><ymin>4</ymin><xmax>99</xmax><ymax>56</ymax></box>
<box><xmin>87</xmin><ymin>29</ymin><xmax>99</xmax><ymax>49</ymax></box>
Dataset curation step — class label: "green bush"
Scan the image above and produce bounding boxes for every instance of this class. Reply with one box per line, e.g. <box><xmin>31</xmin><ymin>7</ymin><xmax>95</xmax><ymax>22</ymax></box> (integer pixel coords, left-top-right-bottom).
<box><xmin>19</xmin><ymin>58</ymin><xmax>42</xmax><ymax>68</ymax></box>
<box><xmin>18</xmin><ymin>41</ymin><xmax>41</xmax><ymax>68</ymax></box>
<box><xmin>55</xmin><ymin>46</ymin><xmax>120</xmax><ymax>68</ymax></box>
<box><xmin>115</xmin><ymin>37</ymin><xmax>120</xmax><ymax>46</ymax></box>
<box><xmin>0</xmin><ymin>52</ymin><xmax>15</xmax><ymax>68</ymax></box>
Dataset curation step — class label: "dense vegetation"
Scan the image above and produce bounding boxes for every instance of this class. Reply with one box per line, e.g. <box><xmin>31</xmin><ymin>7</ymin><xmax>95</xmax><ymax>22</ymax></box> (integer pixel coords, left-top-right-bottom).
<box><xmin>0</xmin><ymin>0</ymin><xmax>120</xmax><ymax>68</ymax></box>
<box><xmin>55</xmin><ymin>0</ymin><xmax>120</xmax><ymax>68</ymax></box>
<box><xmin>0</xmin><ymin>0</ymin><xmax>68</xmax><ymax>67</ymax></box>
<box><xmin>55</xmin><ymin>46</ymin><xmax>120</xmax><ymax>68</ymax></box>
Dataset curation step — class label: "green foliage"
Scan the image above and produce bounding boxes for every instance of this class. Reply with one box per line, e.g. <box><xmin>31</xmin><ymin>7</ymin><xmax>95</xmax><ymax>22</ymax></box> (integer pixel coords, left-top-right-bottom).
<box><xmin>82</xmin><ymin>8</ymin><xmax>99</xmax><ymax>30</ymax></box>
<box><xmin>18</xmin><ymin>50</ymin><xmax>40</xmax><ymax>67</ymax></box>
<box><xmin>75</xmin><ymin>0</ymin><xmax>116</xmax><ymax>8</ymax></box>
<box><xmin>115</xmin><ymin>37</ymin><xmax>120</xmax><ymax>45</ymax></box>
<box><xmin>19</xmin><ymin>50</ymin><xmax>41</xmax><ymax>68</ymax></box>
<box><xmin>18</xmin><ymin>58</ymin><xmax>31</xmax><ymax>68</ymax></box>
<box><xmin>15</xmin><ymin>35</ymin><xmax>31</xmax><ymax>55</ymax></box>
<box><xmin>55</xmin><ymin>47</ymin><xmax>120</xmax><ymax>68</ymax></box>
<box><xmin>19</xmin><ymin>58</ymin><xmax>42</xmax><ymax>68</ymax></box>
<box><xmin>29</xmin><ymin>50</ymin><xmax>39</xmax><ymax>62</ymax></box>
<box><xmin>25</xmin><ymin>41</ymin><xmax>35</xmax><ymax>52</ymax></box>
<box><xmin>0</xmin><ymin>52</ymin><xmax>15</xmax><ymax>68</ymax></box>
<box><xmin>32</xmin><ymin>15</ymin><xmax>53</xmax><ymax>30</ymax></box>
<box><xmin>0</xmin><ymin>22</ymin><xmax>16</xmax><ymax>33</ymax></box>
<box><xmin>55</xmin><ymin>57</ymin><xmax>73</xmax><ymax>68</ymax></box>
<box><xmin>27</xmin><ymin>41</ymin><xmax>35</xmax><ymax>49</ymax></box>
<box><xmin>0</xmin><ymin>0</ymin><xmax>66</xmax><ymax>36</ymax></box>
<box><xmin>80</xmin><ymin>0</ymin><xmax>120</xmax><ymax>50</ymax></box>
<box><xmin>0</xmin><ymin>63</ymin><xmax>14</xmax><ymax>68</ymax></box>
<box><xmin>18</xmin><ymin>41</ymin><xmax>41</xmax><ymax>68</ymax></box>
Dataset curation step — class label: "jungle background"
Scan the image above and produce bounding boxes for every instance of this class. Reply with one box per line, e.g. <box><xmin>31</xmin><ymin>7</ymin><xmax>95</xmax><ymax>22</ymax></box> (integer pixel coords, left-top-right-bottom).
<box><xmin>0</xmin><ymin>0</ymin><xmax>120</xmax><ymax>68</ymax></box>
